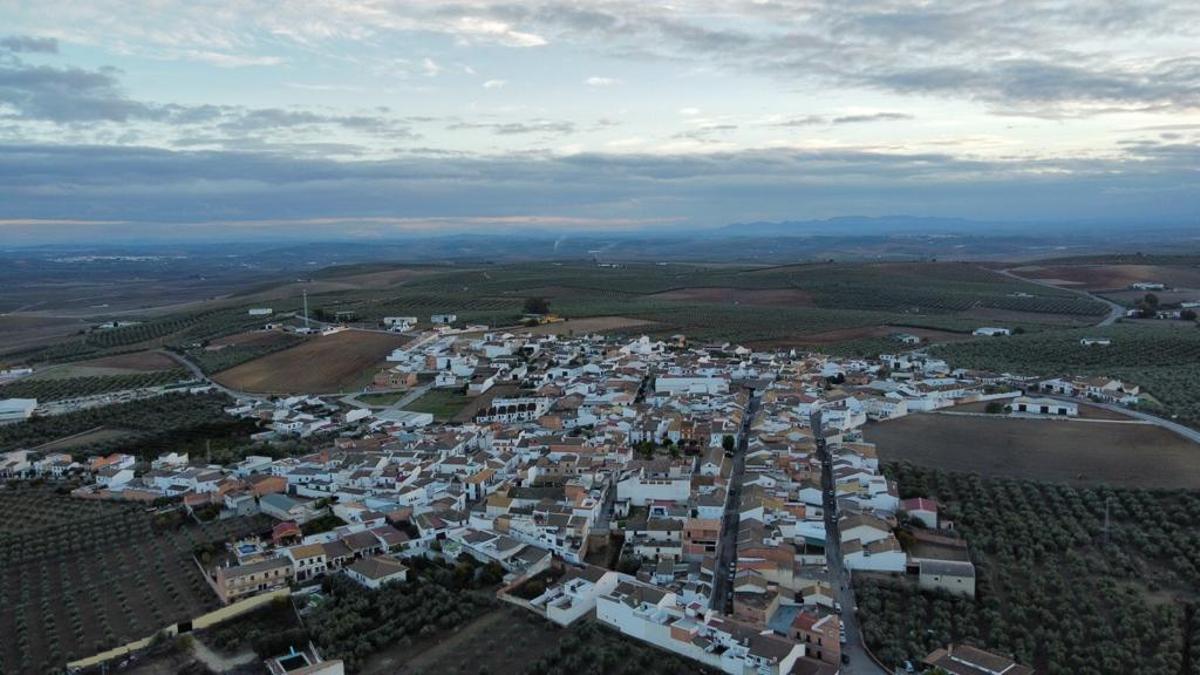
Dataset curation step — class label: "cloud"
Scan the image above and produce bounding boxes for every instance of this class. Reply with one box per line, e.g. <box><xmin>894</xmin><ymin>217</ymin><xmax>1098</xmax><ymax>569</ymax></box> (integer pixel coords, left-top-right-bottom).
<box><xmin>585</xmin><ymin>76</ymin><xmax>620</xmax><ymax>87</ymax></box>
<box><xmin>0</xmin><ymin>142</ymin><xmax>1194</xmax><ymax>236</ymax></box>
<box><xmin>0</xmin><ymin>62</ymin><xmax>161</xmax><ymax>122</ymax></box>
<box><xmin>482</xmin><ymin>79</ymin><xmax>507</xmax><ymax>89</ymax></box>
<box><xmin>772</xmin><ymin>112</ymin><xmax>914</xmax><ymax>127</ymax></box>
<box><xmin>831</xmin><ymin>112</ymin><xmax>914</xmax><ymax>124</ymax></box>
<box><xmin>0</xmin><ymin>35</ymin><xmax>58</xmax><ymax>54</ymax></box>
<box><xmin>422</xmin><ymin>57</ymin><xmax>442</xmax><ymax>77</ymax></box>
<box><xmin>177</xmin><ymin>50</ymin><xmax>284</xmax><ymax>68</ymax></box>
<box><xmin>446</xmin><ymin>119</ymin><xmax>575</xmax><ymax>135</ymax></box>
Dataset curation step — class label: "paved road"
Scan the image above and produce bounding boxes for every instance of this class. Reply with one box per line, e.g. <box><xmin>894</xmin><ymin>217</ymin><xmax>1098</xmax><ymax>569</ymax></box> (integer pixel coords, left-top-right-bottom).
<box><xmin>1040</xmin><ymin>394</ymin><xmax>1200</xmax><ymax>444</ymax></box>
<box><xmin>157</xmin><ymin>349</ymin><xmax>267</xmax><ymax>401</ymax></box>
<box><xmin>340</xmin><ymin>382</ymin><xmax>433</xmax><ymax>411</ymax></box>
<box><xmin>995</xmin><ymin>268</ymin><xmax>1125</xmax><ymax>326</ymax></box>
<box><xmin>812</xmin><ymin>409</ymin><xmax>888</xmax><ymax>675</ymax></box>
<box><xmin>710</xmin><ymin>388</ymin><xmax>758</xmax><ymax>613</ymax></box>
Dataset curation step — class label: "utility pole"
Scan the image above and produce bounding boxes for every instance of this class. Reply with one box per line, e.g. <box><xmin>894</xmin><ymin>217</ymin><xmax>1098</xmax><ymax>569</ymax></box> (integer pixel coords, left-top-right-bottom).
<box><xmin>303</xmin><ymin>289</ymin><xmax>310</xmax><ymax>329</ymax></box>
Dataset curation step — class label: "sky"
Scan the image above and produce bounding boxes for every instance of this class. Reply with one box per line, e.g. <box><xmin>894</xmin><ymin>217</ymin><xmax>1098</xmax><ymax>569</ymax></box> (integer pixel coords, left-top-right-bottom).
<box><xmin>0</xmin><ymin>0</ymin><xmax>1198</xmax><ymax>242</ymax></box>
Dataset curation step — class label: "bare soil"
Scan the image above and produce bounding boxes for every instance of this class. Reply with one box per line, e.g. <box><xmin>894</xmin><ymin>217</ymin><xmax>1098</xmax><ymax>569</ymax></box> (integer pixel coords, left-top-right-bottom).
<box><xmin>1010</xmin><ymin>264</ymin><xmax>1200</xmax><ymax>291</ymax></box>
<box><xmin>647</xmin><ymin>287</ymin><xmax>816</xmax><ymax>307</ymax></box>
<box><xmin>213</xmin><ymin>330</ymin><xmax>408</xmax><ymax>394</ymax></box>
<box><xmin>864</xmin><ymin>413</ymin><xmax>1200</xmax><ymax>488</ymax></box>
<box><xmin>361</xmin><ymin>606</ymin><xmax>564</xmax><ymax>675</ymax></box>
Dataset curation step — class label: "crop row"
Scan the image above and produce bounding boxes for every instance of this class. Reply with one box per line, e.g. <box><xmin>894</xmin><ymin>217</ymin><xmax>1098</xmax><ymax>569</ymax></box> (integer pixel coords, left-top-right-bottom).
<box><xmin>0</xmin><ymin>369</ymin><xmax>190</xmax><ymax>402</ymax></box>
<box><xmin>857</xmin><ymin>464</ymin><xmax>1200</xmax><ymax>674</ymax></box>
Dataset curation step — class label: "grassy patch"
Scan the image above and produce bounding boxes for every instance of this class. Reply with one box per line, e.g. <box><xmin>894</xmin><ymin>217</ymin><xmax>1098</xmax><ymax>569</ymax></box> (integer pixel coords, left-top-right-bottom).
<box><xmin>405</xmin><ymin>389</ymin><xmax>473</xmax><ymax>422</ymax></box>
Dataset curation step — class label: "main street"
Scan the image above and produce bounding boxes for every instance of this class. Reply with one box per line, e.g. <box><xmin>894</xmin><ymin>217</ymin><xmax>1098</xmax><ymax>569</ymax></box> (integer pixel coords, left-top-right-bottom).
<box><xmin>711</xmin><ymin>387</ymin><xmax>758</xmax><ymax>614</ymax></box>
<box><xmin>812</xmin><ymin>408</ymin><xmax>888</xmax><ymax>675</ymax></box>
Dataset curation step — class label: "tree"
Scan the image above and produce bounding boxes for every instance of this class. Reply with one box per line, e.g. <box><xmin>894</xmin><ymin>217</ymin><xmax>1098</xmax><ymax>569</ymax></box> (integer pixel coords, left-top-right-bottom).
<box><xmin>722</xmin><ymin>434</ymin><xmax>736</xmax><ymax>454</ymax></box>
<box><xmin>524</xmin><ymin>297</ymin><xmax>550</xmax><ymax>315</ymax></box>
<box><xmin>1181</xmin><ymin>309</ymin><xmax>1197</xmax><ymax>322</ymax></box>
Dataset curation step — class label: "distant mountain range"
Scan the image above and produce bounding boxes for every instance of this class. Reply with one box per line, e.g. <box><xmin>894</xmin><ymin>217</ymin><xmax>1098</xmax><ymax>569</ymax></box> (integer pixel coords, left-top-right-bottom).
<box><xmin>711</xmin><ymin>216</ymin><xmax>994</xmax><ymax>237</ymax></box>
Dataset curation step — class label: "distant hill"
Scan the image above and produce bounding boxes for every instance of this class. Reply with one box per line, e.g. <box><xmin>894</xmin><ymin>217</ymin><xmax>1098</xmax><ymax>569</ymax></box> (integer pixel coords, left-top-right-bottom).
<box><xmin>712</xmin><ymin>216</ymin><xmax>994</xmax><ymax>237</ymax></box>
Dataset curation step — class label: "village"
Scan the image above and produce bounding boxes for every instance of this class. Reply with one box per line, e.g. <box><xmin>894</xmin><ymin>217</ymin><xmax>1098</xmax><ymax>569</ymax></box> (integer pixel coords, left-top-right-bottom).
<box><xmin>0</xmin><ymin>323</ymin><xmax>1155</xmax><ymax>675</ymax></box>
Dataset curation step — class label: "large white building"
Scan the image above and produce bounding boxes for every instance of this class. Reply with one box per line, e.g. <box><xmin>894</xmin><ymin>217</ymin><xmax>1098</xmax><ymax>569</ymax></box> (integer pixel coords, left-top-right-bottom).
<box><xmin>0</xmin><ymin>398</ymin><xmax>37</xmax><ymax>424</ymax></box>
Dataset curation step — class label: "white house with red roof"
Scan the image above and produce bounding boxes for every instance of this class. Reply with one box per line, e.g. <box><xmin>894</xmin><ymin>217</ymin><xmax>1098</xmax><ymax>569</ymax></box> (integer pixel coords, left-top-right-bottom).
<box><xmin>901</xmin><ymin>497</ymin><xmax>938</xmax><ymax>529</ymax></box>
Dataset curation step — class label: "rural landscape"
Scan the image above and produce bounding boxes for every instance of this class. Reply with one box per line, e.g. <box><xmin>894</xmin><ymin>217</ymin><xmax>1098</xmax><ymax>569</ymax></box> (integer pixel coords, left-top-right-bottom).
<box><xmin>3</xmin><ymin>0</ymin><xmax>1200</xmax><ymax>674</ymax></box>
<box><xmin>2</xmin><ymin>245</ymin><xmax>1200</xmax><ymax>675</ymax></box>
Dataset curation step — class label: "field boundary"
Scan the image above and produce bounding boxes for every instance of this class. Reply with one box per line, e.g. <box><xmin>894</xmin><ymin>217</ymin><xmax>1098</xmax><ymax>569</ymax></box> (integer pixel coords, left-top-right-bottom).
<box><xmin>66</xmin><ymin>589</ymin><xmax>291</xmax><ymax>670</ymax></box>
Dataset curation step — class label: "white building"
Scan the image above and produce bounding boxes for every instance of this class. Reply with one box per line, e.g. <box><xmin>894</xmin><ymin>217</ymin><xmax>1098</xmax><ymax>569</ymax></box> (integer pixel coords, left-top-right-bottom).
<box><xmin>1010</xmin><ymin>396</ymin><xmax>1078</xmax><ymax>417</ymax></box>
<box><xmin>248</xmin><ymin>308</ymin><xmax>274</xmax><ymax>316</ymax></box>
<box><xmin>0</xmin><ymin>398</ymin><xmax>37</xmax><ymax>424</ymax></box>
<box><xmin>842</xmin><ymin>537</ymin><xmax>906</xmax><ymax>572</ymax></box>
<box><xmin>344</xmin><ymin>555</ymin><xmax>408</xmax><ymax>589</ymax></box>
<box><xmin>655</xmin><ymin>376</ymin><xmax>730</xmax><ymax>395</ymax></box>
<box><xmin>972</xmin><ymin>327</ymin><xmax>1012</xmax><ymax>337</ymax></box>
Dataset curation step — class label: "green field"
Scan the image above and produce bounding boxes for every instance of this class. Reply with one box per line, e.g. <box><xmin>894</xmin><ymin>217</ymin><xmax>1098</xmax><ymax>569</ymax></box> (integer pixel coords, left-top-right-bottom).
<box><xmin>0</xmin><ymin>259</ymin><xmax>1122</xmax><ymax>379</ymax></box>
<box><xmin>405</xmin><ymin>389</ymin><xmax>474</xmax><ymax>421</ymax></box>
<box><xmin>357</xmin><ymin>391</ymin><xmax>409</xmax><ymax>406</ymax></box>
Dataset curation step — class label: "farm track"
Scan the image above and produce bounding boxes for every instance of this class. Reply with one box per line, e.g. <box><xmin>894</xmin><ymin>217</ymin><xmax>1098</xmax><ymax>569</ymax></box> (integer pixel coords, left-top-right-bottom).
<box><xmin>996</xmin><ymin>268</ymin><xmax>1124</xmax><ymax>326</ymax></box>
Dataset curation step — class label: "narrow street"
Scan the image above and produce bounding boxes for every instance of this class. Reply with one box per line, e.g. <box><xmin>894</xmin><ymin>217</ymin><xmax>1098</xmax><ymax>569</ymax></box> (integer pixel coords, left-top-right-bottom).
<box><xmin>710</xmin><ymin>387</ymin><xmax>758</xmax><ymax>613</ymax></box>
<box><xmin>812</xmin><ymin>409</ymin><xmax>887</xmax><ymax>675</ymax></box>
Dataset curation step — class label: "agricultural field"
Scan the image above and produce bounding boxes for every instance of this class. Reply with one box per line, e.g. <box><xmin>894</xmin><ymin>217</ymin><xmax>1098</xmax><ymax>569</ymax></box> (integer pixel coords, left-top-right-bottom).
<box><xmin>932</xmin><ymin>325</ymin><xmax>1200</xmax><ymax>428</ymax></box>
<box><xmin>0</xmin><ymin>314</ymin><xmax>90</xmax><ymax>356</ymax></box>
<box><xmin>3</xmin><ymin>260</ymin><xmax>1116</xmax><ymax>374</ymax></box>
<box><xmin>512</xmin><ymin>316</ymin><xmax>660</xmax><ymax>336</ymax></box>
<box><xmin>1009</xmin><ymin>262</ymin><xmax>1200</xmax><ymax>291</ymax></box>
<box><xmin>224</xmin><ymin>261</ymin><xmax>1106</xmax><ymax>349</ymax></box>
<box><xmin>858</xmin><ymin>464</ymin><xmax>1200</xmax><ymax>674</ymax></box>
<box><xmin>182</xmin><ymin>331</ymin><xmax>306</xmax><ymax>374</ymax></box>
<box><xmin>0</xmin><ymin>369</ymin><xmax>190</xmax><ymax>402</ymax></box>
<box><xmin>212</xmin><ymin>330</ymin><xmax>407</xmax><ymax>394</ymax></box>
<box><xmin>305</xmin><ymin>555</ymin><xmax>708</xmax><ymax>675</ymax></box>
<box><xmin>0</xmin><ymin>487</ymin><xmax>271</xmax><ymax>673</ymax></box>
<box><xmin>863</xmin><ymin>414</ymin><xmax>1200</xmax><ymax>488</ymax></box>
<box><xmin>0</xmin><ymin>391</ymin><xmax>254</xmax><ymax>456</ymax></box>
<box><xmin>1098</xmin><ymin>288</ymin><xmax>1200</xmax><ymax>308</ymax></box>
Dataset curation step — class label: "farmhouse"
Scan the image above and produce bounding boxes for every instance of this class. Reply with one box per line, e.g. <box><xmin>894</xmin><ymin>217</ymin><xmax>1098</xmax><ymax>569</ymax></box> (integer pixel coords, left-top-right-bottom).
<box><xmin>1130</xmin><ymin>281</ymin><xmax>1166</xmax><ymax>291</ymax></box>
<box><xmin>248</xmin><ymin>307</ymin><xmax>274</xmax><ymax>316</ymax></box>
<box><xmin>345</xmin><ymin>555</ymin><xmax>409</xmax><ymax>589</ymax></box>
<box><xmin>900</xmin><ymin>497</ymin><xmax>938</xmax><ymax>529</ymax></box>
<box><xmin>918</xmin><ymin>560</ymin><xmax>976</xmax><ymax>598</ymax></box>
<box><xmin>971</xmin><ymin>327</ymin><xmax>1011</xmax><ymax>337</ymax></box>
<box><xmin>383</xmin><ymin>316</ymin><xmax>418</xmax><ymax>330</ymax></box>
<box><xmin>1080</xmin><ymin>337</ymin><xmax>1111</xmax><ymax>347</ymax></box>
<box><xmin>1009</xmin><ymin>396</ymin><xmax>1078</xmax><ymax>417</ymax></box>
<box><xmin>431</xmin><ymin>313</ymin><xmax>457</xmax><ymax>324</ymax></box>
<box><xmin>922</xmin><ymin>644</ymin><xmax>1034</xmax><ymax>675</ymax></box>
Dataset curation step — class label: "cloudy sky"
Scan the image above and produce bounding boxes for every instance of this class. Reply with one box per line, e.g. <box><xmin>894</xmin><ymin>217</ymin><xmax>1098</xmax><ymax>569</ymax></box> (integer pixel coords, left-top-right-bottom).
<box><xmin>0</xmin><ymin>1</ymin><xmax>1197</xmax><ymax>241</ymax></box>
